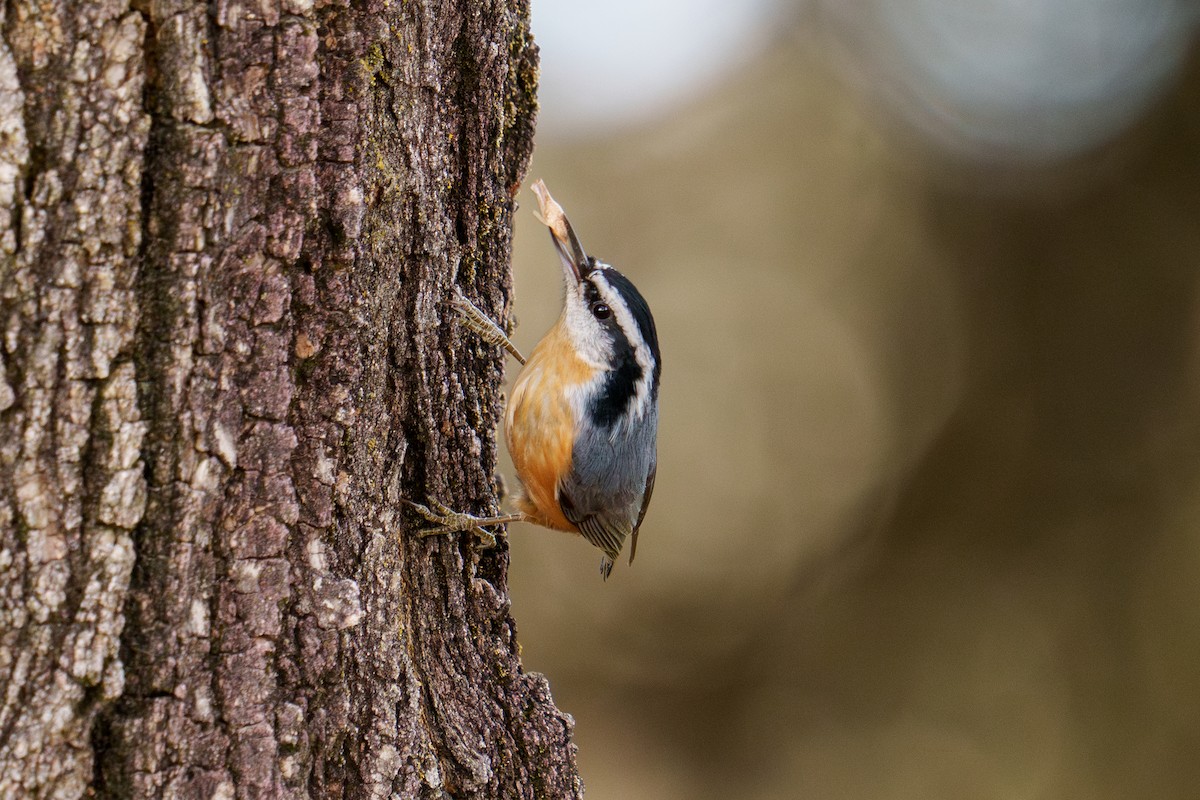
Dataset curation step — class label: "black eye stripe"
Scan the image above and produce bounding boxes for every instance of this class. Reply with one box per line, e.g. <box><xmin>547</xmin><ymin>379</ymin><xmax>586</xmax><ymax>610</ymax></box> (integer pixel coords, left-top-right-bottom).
<box><xmin>582</xmin><ymin>264</ymin><xmax>660</xmax><ymax>425</ymax></box>
<box><xmin>595</xmin><ymin>268</ymin><xmax>659</xmax><ymax>380</ymax></box>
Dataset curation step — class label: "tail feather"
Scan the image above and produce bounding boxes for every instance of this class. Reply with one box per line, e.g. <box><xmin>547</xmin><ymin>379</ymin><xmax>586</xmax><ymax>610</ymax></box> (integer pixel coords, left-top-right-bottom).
<box><xmin>599</xmin><ymin>555</ymin><xmax>614</xmax><ymax>581</ymax></box>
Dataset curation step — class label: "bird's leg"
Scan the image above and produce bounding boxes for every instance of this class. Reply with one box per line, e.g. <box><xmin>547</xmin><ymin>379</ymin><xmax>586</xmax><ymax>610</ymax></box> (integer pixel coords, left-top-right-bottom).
<box><xmin>405</xmin><ymin>498</ymin><xmax>530</xmax><ymax>549</ymax></box>
<box><xmin>452</xmin><ymin>287</ymin><xmax>526</xmax><ymax>365</ymax></box>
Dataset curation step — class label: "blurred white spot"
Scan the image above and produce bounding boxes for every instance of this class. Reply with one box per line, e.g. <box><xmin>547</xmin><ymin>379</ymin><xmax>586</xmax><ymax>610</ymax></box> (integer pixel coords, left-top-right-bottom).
<box><xmin>822</xmin><ymin>0</ymin><xmax>1199</xmax><ymax>161</ymax></box>
<box><xmin>188</xmin><ymin>598</ymin><xmax>209</xmax><ymax>636</ymax></box>
<box><xmin>534</xmin><ymin>0</ymin><xmax>784</xmax><ymax>138</ymax></box>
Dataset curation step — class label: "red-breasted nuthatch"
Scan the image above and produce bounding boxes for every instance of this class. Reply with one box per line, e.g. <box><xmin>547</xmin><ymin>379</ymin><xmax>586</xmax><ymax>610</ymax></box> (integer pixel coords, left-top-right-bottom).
<box><xmin>411</xmin><ymin>180</ymin><xmax>660</xmax><ymax>579</ymax></box>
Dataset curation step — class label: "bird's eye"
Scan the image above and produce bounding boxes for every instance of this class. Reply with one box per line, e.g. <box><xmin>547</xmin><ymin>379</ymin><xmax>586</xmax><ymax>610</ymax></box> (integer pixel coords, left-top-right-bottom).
<box><xmin>591</xmin><ymin>302</ymin><xmax>611</xmax><ymax>320</ymax></box>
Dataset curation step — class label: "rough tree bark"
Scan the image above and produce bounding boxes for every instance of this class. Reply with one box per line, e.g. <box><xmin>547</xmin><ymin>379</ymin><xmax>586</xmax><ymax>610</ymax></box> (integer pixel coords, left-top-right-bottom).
<box><xmin>0</xmin><ymin>0</ymin><xmax>582</xmax><ymax>797</ymax></box>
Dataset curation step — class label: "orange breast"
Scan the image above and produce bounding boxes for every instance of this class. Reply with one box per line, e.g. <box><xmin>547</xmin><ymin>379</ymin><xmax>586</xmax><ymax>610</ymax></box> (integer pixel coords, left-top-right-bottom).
<box><xmin>505</xmin><ymin>322</ymin><xmax>598</xmax><ymax>532</ymax></box>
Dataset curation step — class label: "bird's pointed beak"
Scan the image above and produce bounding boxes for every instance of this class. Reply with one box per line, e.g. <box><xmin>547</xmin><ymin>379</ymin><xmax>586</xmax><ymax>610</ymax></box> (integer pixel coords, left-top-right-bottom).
<box><xmin>531</xmin><ymin>179</ymin><xmax>590</xmax><ymax>283</ymax></box>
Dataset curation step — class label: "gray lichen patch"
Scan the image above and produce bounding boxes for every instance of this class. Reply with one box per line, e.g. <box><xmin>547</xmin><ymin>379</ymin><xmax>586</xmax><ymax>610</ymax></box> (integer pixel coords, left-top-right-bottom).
<box><xmin>95</xmin><ymin>364</ymin><xmax>149</xmax><ymax>529</ymax></box>
<box><xmin>156</xmin><ymin>11</ymin><xmax>215</xmax><ymax>125</ymax></box>
<box><xmin>0</xmin><ymin>20</ymin><xmax>28</xmax><ymax>258</ymax></box>
<box><xmin>0</xmin><ymin>0</ymin><xmax>150</xmax><ymax>795</ymax></box>
<box><xmin>0</xmin><ymin>353</ymin><xmax>13</xmax><ymax>412</ymax></box>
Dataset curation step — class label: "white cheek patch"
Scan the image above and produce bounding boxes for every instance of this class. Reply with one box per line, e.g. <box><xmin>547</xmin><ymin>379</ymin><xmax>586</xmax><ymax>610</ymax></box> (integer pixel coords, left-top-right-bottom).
<box><xmin>561</xmin><ymin>280</ymin><xmax>612</xmax><ymax>369</ymax></box>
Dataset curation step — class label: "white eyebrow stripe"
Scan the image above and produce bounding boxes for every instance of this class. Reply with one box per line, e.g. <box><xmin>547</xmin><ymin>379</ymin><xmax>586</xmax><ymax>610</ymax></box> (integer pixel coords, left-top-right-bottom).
<box><xmin>590</xmin><ymin>267</ymin><xmax>656</xmax><ymax>421</ymax></box>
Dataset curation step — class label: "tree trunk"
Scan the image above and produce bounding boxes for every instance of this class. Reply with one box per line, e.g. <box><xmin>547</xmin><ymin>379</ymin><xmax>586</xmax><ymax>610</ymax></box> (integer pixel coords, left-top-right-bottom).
<box><xmin>0</xmin><ymin>0</ymin><xmax>581</xmax><ymax>797</ymax></box>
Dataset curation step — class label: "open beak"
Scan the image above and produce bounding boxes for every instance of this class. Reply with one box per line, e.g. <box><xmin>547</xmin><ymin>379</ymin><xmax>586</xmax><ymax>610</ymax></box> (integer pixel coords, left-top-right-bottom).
<box><xmin>531</xmin><ymin>179</ymin><xmax>590</xmax><ymax>283</ymax></box>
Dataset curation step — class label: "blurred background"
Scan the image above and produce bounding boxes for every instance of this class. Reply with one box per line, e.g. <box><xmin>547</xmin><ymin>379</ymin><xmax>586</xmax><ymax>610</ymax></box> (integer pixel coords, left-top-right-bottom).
<box><xmin>502</xmin><ymin>1</ymin><xmax>1200</xmax><ymax>797</ymax></box>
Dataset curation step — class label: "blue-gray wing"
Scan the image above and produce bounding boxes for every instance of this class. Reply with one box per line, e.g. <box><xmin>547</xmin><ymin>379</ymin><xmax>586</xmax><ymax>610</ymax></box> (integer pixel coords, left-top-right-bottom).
<box><xmin>559</xmin><ymin>411</ymin><xmax>657</xmax><ymax>579</ymax></box>
<box><xmin>628</xmin><ymin>462</ymin><xmax>656</xmax><ymax>565</ymax></box>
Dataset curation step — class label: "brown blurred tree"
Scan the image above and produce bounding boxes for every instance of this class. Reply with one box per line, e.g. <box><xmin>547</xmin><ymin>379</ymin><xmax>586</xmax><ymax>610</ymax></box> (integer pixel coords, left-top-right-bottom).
<box><xmin>0</xmin><ymin>0</ymin><xmax>581</xmax><ymax>797</ymax></box>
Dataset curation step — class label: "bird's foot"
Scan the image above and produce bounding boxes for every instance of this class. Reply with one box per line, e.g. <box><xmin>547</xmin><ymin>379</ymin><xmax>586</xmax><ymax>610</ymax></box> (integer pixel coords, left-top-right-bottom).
<box><xmin>452</xmin><ymin>287</ymin><xmax>526</xmax><ymax>365</ymax></box>
<box><xmin>406</xmin><ymin>498</ymin><xmax>527</xmax><ymax>549</ymax></box>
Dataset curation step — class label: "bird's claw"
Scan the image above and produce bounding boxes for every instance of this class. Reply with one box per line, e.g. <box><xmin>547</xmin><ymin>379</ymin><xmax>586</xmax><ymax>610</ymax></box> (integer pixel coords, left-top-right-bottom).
<box><xmin>405</xmin><ymin>498</ymin><xmax>498</xmax><ymax>549</ymax></box>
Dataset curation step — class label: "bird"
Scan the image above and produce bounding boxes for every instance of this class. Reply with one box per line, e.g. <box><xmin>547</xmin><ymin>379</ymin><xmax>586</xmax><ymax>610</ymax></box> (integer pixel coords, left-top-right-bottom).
<box><xmin>409</xmin><ymin>180</ymin><xmax>660</xmax><ymax>579</ymax></box>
